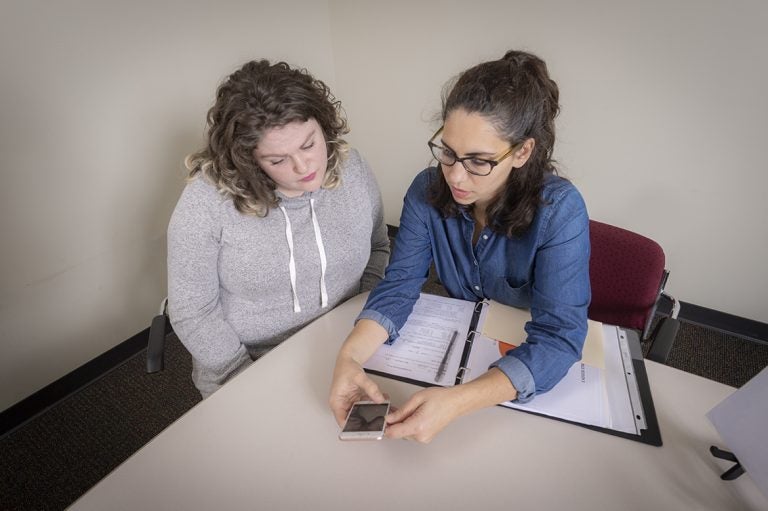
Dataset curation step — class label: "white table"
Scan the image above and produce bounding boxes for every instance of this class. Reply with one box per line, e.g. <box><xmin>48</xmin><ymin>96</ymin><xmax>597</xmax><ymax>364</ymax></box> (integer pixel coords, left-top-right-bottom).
<box><xmin>70</xmin><ymin>294</ymin><xmax>768</xmax><ymax>510</ymax></box>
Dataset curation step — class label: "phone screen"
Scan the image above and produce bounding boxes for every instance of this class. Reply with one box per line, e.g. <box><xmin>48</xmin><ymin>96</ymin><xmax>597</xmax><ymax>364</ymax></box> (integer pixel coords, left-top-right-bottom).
<box><xmin>340</xmin><ymin>402</ymin><xmax>389</xmax><ymax>439</ymax></box>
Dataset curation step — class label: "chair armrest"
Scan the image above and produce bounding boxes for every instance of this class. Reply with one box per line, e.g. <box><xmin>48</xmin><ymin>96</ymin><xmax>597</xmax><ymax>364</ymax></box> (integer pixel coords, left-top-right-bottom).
<box><xmin>646</xmin><ymin>316</ymin><xmax>680</xmax><ymax>364</ymax></box>
<box><xmin>146</xmin><ymin>313</ymin><xmax>168</xmax><ymax>373</ymax></box>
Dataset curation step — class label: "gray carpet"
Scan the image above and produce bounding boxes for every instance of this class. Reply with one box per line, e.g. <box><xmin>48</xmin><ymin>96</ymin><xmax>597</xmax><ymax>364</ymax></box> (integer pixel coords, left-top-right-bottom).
<box><xmin>0</xmin><ymin>334</ymin><xmax>200</xmax><ymax>511</ymax></box>
<box><xmin>662</xmin><ymin>321</ymin><xmax>768</xmax><ymax>388</ymax></box>
<box><xmin>1</xmin><ymin>286</ymin><xmax>767</xmax><ymax>510</ymax></box>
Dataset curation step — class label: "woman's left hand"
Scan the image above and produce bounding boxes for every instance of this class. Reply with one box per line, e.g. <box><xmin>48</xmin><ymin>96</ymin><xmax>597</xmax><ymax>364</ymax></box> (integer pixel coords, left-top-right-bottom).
<box><xmin>384</xmin><ymin>387</ymin><xmax>463</xmax><ymax>443</ymax></box>
<box><xmin>384</xmin><ymin>367</ymin><xmax>518</xmax><ymax>444</ymax></box>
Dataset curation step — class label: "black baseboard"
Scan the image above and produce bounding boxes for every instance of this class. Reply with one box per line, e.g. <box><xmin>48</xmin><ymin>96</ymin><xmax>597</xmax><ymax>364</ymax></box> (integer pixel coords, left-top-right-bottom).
<box><xmin>676</xmin><ymin>300</ymin><xmax>767</xmax><ymax>345</ymax></box>
<box><xmin>0</xmin><ymin>322</ymin><xmax>171</xmax><ymax>438</ymax></box>
<box><xmin>654</xmin><ymin>294</ymin><xmax>767</xmax><ymax>344</ymax></box>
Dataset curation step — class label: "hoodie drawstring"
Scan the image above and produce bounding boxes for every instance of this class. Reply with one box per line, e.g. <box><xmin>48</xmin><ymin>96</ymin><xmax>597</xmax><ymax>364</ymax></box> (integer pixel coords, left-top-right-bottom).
<box><xmin>279</xmin><ymin>205</ymin><xmax>301</xmax><ymax>313</ymax></box>
<box><xmin>310</xmin><ymin>199</ymin><xmax>329</xmax><ymax>308</ymax></box>
<box><xmin>279</xmin><ymin>201</ymin><xmax>329</xmax><ymax>313</ymax></box>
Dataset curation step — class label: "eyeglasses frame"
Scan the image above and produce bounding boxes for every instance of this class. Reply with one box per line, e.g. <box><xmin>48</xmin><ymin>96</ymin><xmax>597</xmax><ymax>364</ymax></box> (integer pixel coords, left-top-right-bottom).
<box><xmin>427</xmin><ymin>126</ymin><xmax>520</xmax><ymax>176</ymax></box>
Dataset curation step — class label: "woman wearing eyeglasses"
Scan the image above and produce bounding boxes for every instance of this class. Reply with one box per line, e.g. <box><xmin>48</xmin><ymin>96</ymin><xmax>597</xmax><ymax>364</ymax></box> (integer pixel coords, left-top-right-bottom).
<box><xmin>329</xmin><ymin>50</ymin><xmax>590</xmax><ymax>443</ymax></box>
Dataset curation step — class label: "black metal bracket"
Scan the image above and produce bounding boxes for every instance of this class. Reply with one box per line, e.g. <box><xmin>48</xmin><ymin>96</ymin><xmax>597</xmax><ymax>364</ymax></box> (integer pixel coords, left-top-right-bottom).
<box><xmin>710</xmin><ymin>445</ymin><xmax>745</xmax><ymax>480</ymax></box>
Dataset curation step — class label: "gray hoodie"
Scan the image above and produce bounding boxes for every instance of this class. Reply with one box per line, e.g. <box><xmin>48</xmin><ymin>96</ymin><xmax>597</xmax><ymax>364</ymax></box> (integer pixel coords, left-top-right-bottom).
<box><xmin>167</xmin><ymin>149</ymin><xmax>390</xmax><ymax>397</ymax></box>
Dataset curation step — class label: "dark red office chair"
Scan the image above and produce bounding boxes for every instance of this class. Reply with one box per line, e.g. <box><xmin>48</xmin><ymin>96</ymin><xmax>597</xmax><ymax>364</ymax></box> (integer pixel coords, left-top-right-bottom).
<box><xmin>587</xmin><ymin>219</ymin><xmax>680</xmax><ymax>363</ymax></box>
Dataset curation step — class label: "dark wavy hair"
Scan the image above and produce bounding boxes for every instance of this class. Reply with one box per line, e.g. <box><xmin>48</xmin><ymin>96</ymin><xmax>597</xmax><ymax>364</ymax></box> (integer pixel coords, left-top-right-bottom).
<box><xmin>429</xmin><ymin>50</ymin><xmax>561</xmax><ymax>237</ymax></box>
<box><xmin>186</xmin><ymin>60</ymin><xmax>349</xmax><ymax>216</ymax></box>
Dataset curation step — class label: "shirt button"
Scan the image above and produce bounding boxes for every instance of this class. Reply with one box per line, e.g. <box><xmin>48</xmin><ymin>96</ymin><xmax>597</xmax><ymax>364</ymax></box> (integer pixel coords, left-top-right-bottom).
<box><xmin>474</xmin><ymin>285</ymin><xmax>480</xmax><ymax>291</ymax></box>
<box><xmin>483</xmin><ymin>234</ymin><xmax>488</xmax><ymax>240</ymax></box>
<box><xmin>474</xmin><ymin>260</ymin><xmax>478</xmax><ymax>266</ymax></box>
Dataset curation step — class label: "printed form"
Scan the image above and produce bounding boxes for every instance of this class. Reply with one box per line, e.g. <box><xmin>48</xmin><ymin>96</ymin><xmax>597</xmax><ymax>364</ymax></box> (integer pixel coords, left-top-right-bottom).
<box><xmin>364</xmin><ymin>294</ymin><xmax>475</xmax><ymax>386</ymax></box>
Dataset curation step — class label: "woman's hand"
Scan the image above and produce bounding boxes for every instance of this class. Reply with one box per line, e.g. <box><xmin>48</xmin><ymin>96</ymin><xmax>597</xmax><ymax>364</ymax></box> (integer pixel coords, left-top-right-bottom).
<box><xmin>385</xmin><ymin>367</ymin><xmax>518</xmax><ymax>444</ymax></box>
<box><xmin>384</xmin><ymin>387</ymin><xmax>463</xmax><ymax>443</ymax></box>
<box><xmin>328</xmin><ymin>319</ymin><xmax>390</xmax><ymax>426</ymax></box>
<box><xmin>328</xmin><ymin>354</ymin><xmax>386</xmax><ymax>426</ymax></box>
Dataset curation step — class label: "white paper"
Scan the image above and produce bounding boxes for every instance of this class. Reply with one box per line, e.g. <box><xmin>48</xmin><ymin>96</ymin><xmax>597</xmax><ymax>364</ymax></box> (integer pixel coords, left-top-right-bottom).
<box><xmin>464</xmin><ymin>334</ymin><xmax>610</xmax><ymax>427</ymax></box>
<box><xmin>364</xmin><ymin>294</ymin><xmax>474</xmax><ymax>385</ymax></box>
<box><xmin>707</xmin><ymin>366</ymin><xmax>768</xmax><ymax>500</ymax></box>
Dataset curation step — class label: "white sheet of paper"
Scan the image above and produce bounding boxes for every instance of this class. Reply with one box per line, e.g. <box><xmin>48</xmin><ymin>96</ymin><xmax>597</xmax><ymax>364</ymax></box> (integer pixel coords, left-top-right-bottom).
<box><xmin>707</xmin><ymin>366</ymin><xmax>768</xmax><ymax>500</ymax></box>
<box><xmin>463</xmin><ymin>333</ymin><xmax>609</xmax><ymax>427</ymax></box>
<box><xmin>364</xmin><ymin>294</ymin><xmax>474</xmax><ymax>385</ymax></box>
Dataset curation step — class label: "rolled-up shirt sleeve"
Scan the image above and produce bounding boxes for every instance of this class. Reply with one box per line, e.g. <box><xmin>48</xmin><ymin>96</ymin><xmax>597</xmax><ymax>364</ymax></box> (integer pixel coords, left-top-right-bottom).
<box><xmin>490</xmin><ymin>184</ymin><xmax>590</xmax><ymax>403</ymax></box>
<box><xmin>356</xmin><ymin>171</ymin><xmax>434</xmax><ymax>341</ymax></box>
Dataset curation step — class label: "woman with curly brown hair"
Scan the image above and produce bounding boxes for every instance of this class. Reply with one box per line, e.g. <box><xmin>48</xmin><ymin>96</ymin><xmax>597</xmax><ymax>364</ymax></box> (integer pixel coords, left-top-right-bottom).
<box><xmin>168</xmin><ymin>60</ymin><xmax>389</xmax><ymax>398</ymax></box>
<box><xmin>329</xmin><ymin>50</ymin><xmax>590</xmax><ymax>442</ymax></box>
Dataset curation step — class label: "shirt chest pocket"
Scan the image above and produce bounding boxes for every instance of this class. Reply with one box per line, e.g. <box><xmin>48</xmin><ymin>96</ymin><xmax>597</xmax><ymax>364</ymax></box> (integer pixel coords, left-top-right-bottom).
<box><xmin>485</xmin><ymin>276</ymin><xmax>532</xmax><ymax>308</ymax></box>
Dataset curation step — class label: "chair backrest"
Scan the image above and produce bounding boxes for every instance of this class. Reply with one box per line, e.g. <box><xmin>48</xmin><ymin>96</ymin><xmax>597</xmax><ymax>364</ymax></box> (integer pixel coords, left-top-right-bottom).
<box><xmin>587</xmin><ymin>220</ymin><xmax>667</xmax><ymax>338</ymax></box>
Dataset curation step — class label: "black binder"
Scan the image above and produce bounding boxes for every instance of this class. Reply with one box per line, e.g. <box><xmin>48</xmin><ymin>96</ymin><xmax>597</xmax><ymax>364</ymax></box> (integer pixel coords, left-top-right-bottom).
<box><xmin>364</xmin><ymin>294</ymin><xmax>662</xmax><ymax>446</ymax></box>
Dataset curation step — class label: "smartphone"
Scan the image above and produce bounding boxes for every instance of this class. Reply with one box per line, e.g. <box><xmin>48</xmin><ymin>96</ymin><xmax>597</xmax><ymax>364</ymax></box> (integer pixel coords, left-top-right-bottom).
<box><xmin>338</xmin><ymin>400</ymin><xmax>390</xmax><ymax>441</ymax></box>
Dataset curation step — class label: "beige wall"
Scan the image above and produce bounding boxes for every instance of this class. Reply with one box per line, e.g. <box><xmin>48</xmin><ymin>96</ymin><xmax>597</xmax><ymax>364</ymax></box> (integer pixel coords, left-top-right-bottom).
<box><xmin>330</xmin><ymin>0</ymin><xmax>768</xmax><ymax>323</ymax></box>
<box><xmin>2</xmin><ymin>0</ymin><xmax>766</xmax><ymax>412</ymax></box>
<box><xmin>0</xmin><ymin>0</ymin><xmax>336</xmax><ymax>411</ymax></box>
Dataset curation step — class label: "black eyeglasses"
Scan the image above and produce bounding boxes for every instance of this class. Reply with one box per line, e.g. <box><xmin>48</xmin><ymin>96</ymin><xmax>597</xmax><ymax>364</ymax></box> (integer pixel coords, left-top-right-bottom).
<box><xmin>427</xmin><ymin>127</ymin><xmax>519</xmax><ymax>176</ymax></box>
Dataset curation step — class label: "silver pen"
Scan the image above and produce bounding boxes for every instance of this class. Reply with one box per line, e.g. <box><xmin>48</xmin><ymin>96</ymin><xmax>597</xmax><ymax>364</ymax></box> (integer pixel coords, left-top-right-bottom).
<box><xmin>435</xmin><ymin>330</ymin><xmax>459</xmax><ymax>382</ymax></box>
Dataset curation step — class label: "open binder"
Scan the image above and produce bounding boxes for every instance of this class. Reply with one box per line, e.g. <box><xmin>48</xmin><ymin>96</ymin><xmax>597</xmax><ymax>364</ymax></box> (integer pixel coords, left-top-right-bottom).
<box><xmin>363</xmin><ymin>293</ymin><xmax>662</xmax><ymax>446</ymax></box>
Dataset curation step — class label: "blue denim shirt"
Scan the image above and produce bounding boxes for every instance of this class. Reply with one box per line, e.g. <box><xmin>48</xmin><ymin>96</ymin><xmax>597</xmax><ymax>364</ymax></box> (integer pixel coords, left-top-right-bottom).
<box><xmin>359</xmin><ymin>167</ymin><xmax>590</xmax><ymax>403</ymax></box>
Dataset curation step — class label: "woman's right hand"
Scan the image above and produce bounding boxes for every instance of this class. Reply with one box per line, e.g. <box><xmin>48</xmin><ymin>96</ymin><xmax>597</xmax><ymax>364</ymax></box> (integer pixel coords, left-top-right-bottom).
<box><xmin>328</xmin><ymin>319</ymin><xmax>390</xmax><ymax>426</ymax></box>
<box><xmin>328</xmin><ymin>354</ymin><xmax>386</xmax><ymax>427</ymax></box>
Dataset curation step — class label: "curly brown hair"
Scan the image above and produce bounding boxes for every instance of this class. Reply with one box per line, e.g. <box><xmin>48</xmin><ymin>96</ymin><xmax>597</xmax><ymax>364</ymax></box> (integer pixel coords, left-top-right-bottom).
<box><xmin>186</xmin><ymin>60</ymin><xmax>349</xmax><ymax>216</ymax></box>
<box><xmin>429</xmin><ymin>50</ymin><xmax>561</xmax><ymax>237</ymax></box>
